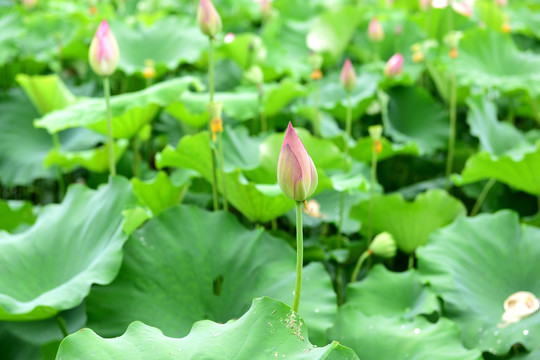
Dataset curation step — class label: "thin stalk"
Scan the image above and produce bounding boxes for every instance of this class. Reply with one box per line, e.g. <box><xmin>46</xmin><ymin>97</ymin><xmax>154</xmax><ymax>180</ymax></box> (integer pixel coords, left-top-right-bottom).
<box><xmin>103</xmin><ymin>77</ymin><xmax>116</xmax><ymax>176</ymax></box>
<box><xmin>408</xmin><ymin>253</ymin><xmax>415</xmax><ymax>270</ymax></box>
<box><xmin>258</xmin><ymin>84</ymin><xmax>267</xmax><ymax>133</ymax></box>
<box><xmin>56</xmin><ymin>314</ymin><xmax>69</xmax><ymax>338</ymax></box>
<box><xmin>292</xmin><ymin>201</ymin><xmax>304</xmax><ymax>313</ymax></box>
<box><xmin>313</xmin><ymin>81</ymin><xmax>321</xmax><ymax>137</ymax></box>
<box><xmin>51</xmin><ymin>133</ymin><xmax>65</xmax><ymax>199</ymax></box>
<box><xmin>351</xmin><ymin>250</ymin><xmax>371</xmax><ymax>283</ymax></box>
<box><xmin>217</xmin><ymin>132</ymin><xmax>228</xmax><ymax>211</ymax></box>
<box><xmin>445</xmin><ymin>69</ymin><xmax>457</xmax><ymax>189</ymax></box>
<box><xmin>470</xmin><ymin>178</ymin><xmax>496</xmax><ymax>216</ymax></box>
<box><xmin>208</xmin><ymin>37</ymin><xmax>219</xmax><ymax>211</ymax></box>
<box><xmin>367</xmin><ymin>145</ymin><xmax>379</xmax><ymax>245</ymax></box>
<box><xmin>343</xmin><ymin>92</ymin><xmax>353</xmax><ymax>164</ymax></box>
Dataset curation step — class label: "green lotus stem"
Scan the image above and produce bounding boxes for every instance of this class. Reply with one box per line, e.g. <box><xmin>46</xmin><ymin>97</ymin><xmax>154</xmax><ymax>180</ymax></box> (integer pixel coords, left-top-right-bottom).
<box><xmin>408</xmin><ymin>253</ymin><xmax>415</xmax><ymax>270</ymax></box>
<box><xmin>51</xmin><ymin>133</ymin><xmax>65</xmax><ymax>199</ymax></box>
<box><xmin>103</xmin><ymin>76</ymin><xmax>116</xmax><ymax>177</ymax></box>
<box><xmin>444</xmin><ymin>71</ymin><xmax>457</xmax><ymax>189</ymax></box>
<box><xmin>208</xmin><ymin>37</ymin><xmax>219</xmax><ymax>211</ymax></box>
<box><xmin>56</xmin><ymin>314</ymin><xmax>69</xmax><ymax>338</ymax></box>
<box><xmin>217</xmin><ymin>132</ymin><xmax>228</xmax><ymax>211</ymax></box>
<box><xmin>258</xmin><ymin>84</ymin><xmax>267</xmax><ymax>133</ymax></box>
<box><xmin>344</xmin><ymin>92</ymin><xmax>353</xmax><ymax>164</ymax></box>
<box><xmin>351</xmin><ymin>250</ymin><xmax>371</xmax><ymax>283</ymax></box>
<box><xmin>313</xmin><ymin>81</ymin><xmax>321</xmax><ymax>137</ymax></box>
<box><xmin>470</xmin><ymin>178</ymin><xmax>496</xmax><ymax>216</ymax></box>
<box><xmin>292</xmin><ymin>201</ymin><xmax>304</xmax><ymax>313</ymax></box>
<box><xmin>367</xmin><ymin>141</ymin><xmax>379</xmax><ymax>245</ymax></box>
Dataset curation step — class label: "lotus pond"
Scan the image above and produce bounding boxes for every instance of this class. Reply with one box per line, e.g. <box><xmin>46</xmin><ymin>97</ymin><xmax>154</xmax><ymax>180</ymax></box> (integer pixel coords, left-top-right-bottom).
<box><xmin>2</xmin><ymin>0</ymin><xmax>540</xmax><ymax>359</ymax></box>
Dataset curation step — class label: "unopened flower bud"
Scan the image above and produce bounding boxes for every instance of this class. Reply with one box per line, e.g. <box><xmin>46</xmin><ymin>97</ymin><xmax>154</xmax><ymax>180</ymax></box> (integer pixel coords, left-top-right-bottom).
<box><xmin>197</xmin><ymin>0</ymin><xmax>222</xmax><ymax>38</ymax></box>
<box><xmin>308</xmin><ymin>52</ymin><xmax>323</xmax><ymax>71</ymax></box>
<box><xmin>452</xmin><ymin>1</ymin><xmax>473</xmax><ymax>17</ymax></box>
<box><xmin>384</xmin><ymin>53</ymin><xmax>403</xmax><ymax>77</ymax></box>
<box><xmin>412</xmin><ymin>51</ymin><xmax>424</xmax><ymax>63</ymax></box>
<box><xmin>369</xmin><ymin>232</ymin><xmax>397</xmax><ymax>258</ymax></box>
<box><xmin>369</xmin><ymin>125</ymin><xmax>383</xmax><ymax>154</ymax></box>
<box><xmin>277</xmin><ymin>122</ymin><xmax>318</xmax><ymax>202</ymax></box>
<box><xmin>142</xmin><ymin>59</ymin><xmax>156</xmax><ymax>80</ymax></box>
<box><xmin>495</xmin><ymin>0</ymin><xmax>507</xmax><ymax>6</ymax></box>
<box><xmin>368</xmin><ymin>17</ymin><xmax>384</xmax><ymax>42</ymax></box>
<box><xmin>89</xmin><ymin>20</ymin><xmax>120</xmax><ymax>77</ymax></box>
<box><xmin>244</xmin><ymin>65</ymin><xmax>263</xmax><ymax>85</ymax></box>
<box><xmin>207</xmin><ymin>102</ymin><xmax>223</xmax><ymax>142</ymax></box>
<box><xmin>340</xmin><ymin>59</ymin><xmax>356</xmax><ymax>93</ymax></box>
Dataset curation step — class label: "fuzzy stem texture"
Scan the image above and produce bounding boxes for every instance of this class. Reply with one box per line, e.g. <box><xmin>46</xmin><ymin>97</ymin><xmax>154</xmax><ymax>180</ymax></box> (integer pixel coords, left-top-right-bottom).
<box><xmin>103</xmin><ymin>77</ymin><xmax>116</xmax><ymax>176</ymax></box>
<box><xmin>293</xmin><ymin>201</ymin><xmax>304</xmax><ymax>313</ymax></box>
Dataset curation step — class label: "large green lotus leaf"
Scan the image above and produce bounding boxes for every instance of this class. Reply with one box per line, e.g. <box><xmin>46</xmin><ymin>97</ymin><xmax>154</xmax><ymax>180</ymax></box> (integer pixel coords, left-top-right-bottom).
<box><xmin>349</xmin><ymin>189</ymin><xmax>466</xmax><ymax>254</ymax></box>
<box><xmin>131</xmin><ymin>171</ymin><xmax>187</xmax><ymax>217</ymax></box>
<box><xmin>156</xmin><ymin>131</ymin><xmax>293</xmax><ymax>222</ymax></box>
<box><xmin>264</xmin><ymin>79</ymin><xmax>307</xmax><ymax>117</ymax></box>
<box><xmin>329</xmin><ymin>311</ymin><xmax>481</xmax><ymax>360</ymax></box>
<box><xmin>306</xmin><ymin>5</ymin><xmax>363</xmax><ymax>61</ymax></box>
<box><xmin>456</xmin><ymin>141</ymin><xmax>540</xmax><ymax>195</ymax></box>
<box><xmin>466</xmin><ymin>94</ymin><xmax>525</xmax><ymax>156</ymax></box>
<box><xmin>86</xmin><ymin>206</ymin><xmax>338</xmax><ymax>345</ymax></box>
<box><xmin>417</xmin><ymin>211</ymin><xmax>540</xmax><ymax>355</ymax></box>
<box><xmin>298</xmin><ymin>72</ymin><xmax>380</xmax><ymax>122</ymax></box>
<box><xmin>34</xmin><ymin>77</ymin><xmax>202</xmax><ymax>138</ymax></box>
<box><xmin>0</xmin><ymin>90</ymin><xmax>56</xmax><ymax>186</ymax></box>
<box><xmin>165</xmin><ymin>91</ymin><xmax>258</xmax><ymax>127</ymax></box>
<box><xmin>0</xmin><ymin>200</ymin><xmax>35</xmax><ymax>233</ymax></box>
<box><xmin>44</xmin><ymin>140</ymin><xmax>129</xmax><ymax>173</ymax></box>
<box><xmin>0</xmin><ymin>177</ymin><xmax>136</xmax><ymax>320</ymax></box>
<box><xmin>456</xmin><ymin>29</ymin><xmax>540</xmax><ymax>94</ymax></box>
<box><xmin>18</xmin><ymin>11</ymin><xmax>80</xmax><ymax>64</ymax></box>
<box><xmin>61</xmin><ymin>297</ymin><xmax>357</xmax><ymax>360</ymax></box>
<box><xmin>347</xmin><ymin>264</ymin><xmax>439</xmax><ymax>319</ymax></box>
<box><xmin>110</xmin><ymin>17</ymin><xmax>207</xmax><ymax>75</ymax></box>
<box><xmin>244</xmin><ymin>128</ymin><xmax>344</xmax><ymax>184</ymax></box>
<box><xmin>350</xmin><ymin>136</ymin><xmax>420</xmax><ymax>163</ymax></box>
<box><xmin>261</xmin><ymin>19</ymin><xmax>311</xmax><ymax>80</ymax></box>
<box><xmin>384</xmin><ymin>86</ymin><xmax>449</xmax><ymax>155</ymax></box>
<box><xmin>0</xmin><ymin>13</ymin><xmax>22</xmax><ymax>65</ymax></box>
<box><xmin>16</xmin><ymin>74</ymin><xmax>75</xmax><ymax>115</ymax></box>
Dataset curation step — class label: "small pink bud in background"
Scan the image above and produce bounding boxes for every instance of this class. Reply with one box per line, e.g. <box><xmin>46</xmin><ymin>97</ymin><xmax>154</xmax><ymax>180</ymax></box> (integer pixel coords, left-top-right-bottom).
<box><xmin>431</xmin><ymin>0</ymin><xmax>448</xmax><ymax>8</ymax></box>
<box><xmin>495</xmin><ymin>0</ymin><xmax>507</xmax><ymax>6</ymax></box>
<box><xmin>224</xmin><ymin>32</ymin><xmax>235</xmax><ymax>44</ymax></box>
<box><xmin>22</xmin><ymin>0</ymin><xmax>37</xmax><ymax>9</ymax></box>
<box><xmin>452</xmin><ymin>1</ymin><xmax>473</xmax><ymax>17</ymax></box>
<box><xmin>419</xmin><ymin>0</ymin><xmax>430</xmax><ymax>10</ymax></box>
<box><xmin>277</xmin><ymin>122</ymin><xmax>318</xmax><ymax>202</ymax></box>
<box><xmin>340</xmin><ymin>59</ymin><xmax>357</xmax><ymax>93</ymax></box>
<box><xmin>384</xmin><ymin>53</ymin><xmax>403</xmax><ymax>77</ymax></box>
<box><xmin>394</xmin><ymin>24</ymin><xmax>403</xmax><ymax>36</ymax></box>
<box><xmin>368</xmin><ymin>17</ymin><xmax>384</xmax><ymax>42</ymax></box>
<box><xmin>260</xmin><ymin>0</ymin><xmax>273</xmax><ymax>21</ymax></box>
<box><xmin>197</xmin><ymin>0</ymin><xmax>222</xmax><ymax>38</ymax></box>
<box><xmin>88</xmin><ymin>20</ymin><xmax>119</xmax><ymax>77</ymax></box>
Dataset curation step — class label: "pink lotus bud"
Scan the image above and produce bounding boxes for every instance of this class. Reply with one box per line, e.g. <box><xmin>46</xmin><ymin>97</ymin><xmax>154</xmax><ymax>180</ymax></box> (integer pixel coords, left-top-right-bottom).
<box><xmin>340</xmin><ymin>59</ymin><xmax>357</xmax><ymax>93</ymax></box>
<box><xmin>197</xmin><ymin>0</ymin><xmax>222</xmax><ymax>38</ymax></box>
<box><xmin>260</xmin><ymin>0</ymin><xmax>273</xmax><ymax>21</ymax></box>
<box><xmin>368</xmin><ymin>17</ymin><xmax>384</xmax><ymax>42</ymax></box>
<box><xmin>88</xmin><ymin>20</ymin><xmax>119</xmax><ymax>77</ymax></box>
<box><xmin>384</xmin><ymin>53</ymin><xmax>403</xmax><ymax>77</ymax></box>
<box><xmin>495</xmin><ymin>0</ymin><xmax>507</xmax><ymax>6</ymax></box>
<box><xmin>394</xmin><ymin>24</ymin><xmax>403</xmax><ymax>36</ymax></box>
<box><xmin>277</xmin><ymin>122</ymin><xmax>318</xmax><ymax>202</ymax></box>
<box><xmin>419</xmin><ymin>0</ymin><xmax>430</xmax><ymax>10</ymax></box>
<box><xmin>452</xmin><ymin>1</ymin><xmax>473</xmax><ymax>17</ymax></box>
